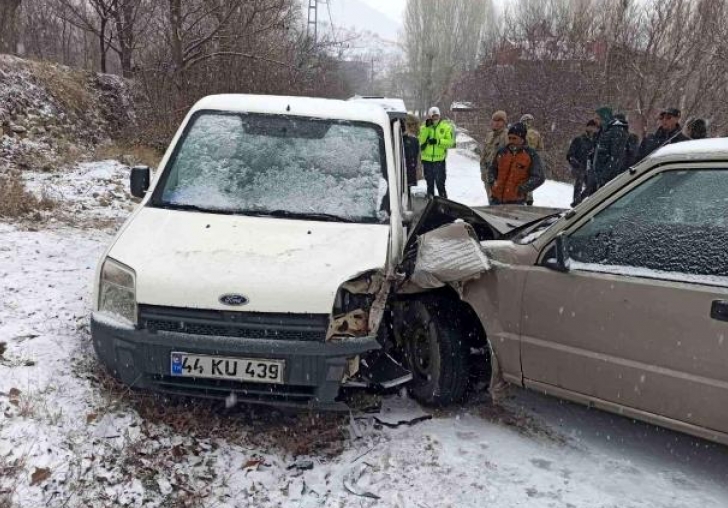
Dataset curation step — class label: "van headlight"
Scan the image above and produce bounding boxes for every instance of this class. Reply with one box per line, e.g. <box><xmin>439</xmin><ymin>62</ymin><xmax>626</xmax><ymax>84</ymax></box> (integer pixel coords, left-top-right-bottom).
<box><xmin>98</xmin><ymin>258</ymin><xmax>137</xmax><ymax>326</ymax></box>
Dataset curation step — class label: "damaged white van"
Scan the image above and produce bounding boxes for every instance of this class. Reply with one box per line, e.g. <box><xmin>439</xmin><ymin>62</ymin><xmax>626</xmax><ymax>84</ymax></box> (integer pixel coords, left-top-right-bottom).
<box><xmin>91</xmin><ymin>94</ymin><xmax>509</xmax><ymax>409</ymax></box>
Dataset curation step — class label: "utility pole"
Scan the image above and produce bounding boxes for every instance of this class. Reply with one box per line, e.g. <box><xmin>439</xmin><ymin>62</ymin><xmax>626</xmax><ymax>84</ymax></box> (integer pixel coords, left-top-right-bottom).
<box><xmin>307</xmin><ymin>0</ymin><xmax>318</xmax><ymax>43</ymax></box>
<box><xmin>370</xmin><ymin>57</ymin><xmax>375</xmax><ymax>94</ymax></box>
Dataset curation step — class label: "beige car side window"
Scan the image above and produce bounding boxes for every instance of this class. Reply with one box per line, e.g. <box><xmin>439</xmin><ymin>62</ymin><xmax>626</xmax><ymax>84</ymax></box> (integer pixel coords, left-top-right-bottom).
<box><xmin>568</xmin><ymin>169</ymin><xmax>728</xmax><ymax>280</ymax></box>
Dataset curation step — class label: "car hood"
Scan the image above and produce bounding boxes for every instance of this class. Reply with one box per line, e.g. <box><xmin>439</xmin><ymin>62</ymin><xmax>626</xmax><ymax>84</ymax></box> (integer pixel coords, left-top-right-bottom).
<box><xmin>108</xmin><ymin>207</ymin><xmax>390</xmax><ymax>314</ymax></box>
<box><xmin>407</xmin><ymin>197</ymin><xmax>563</xmax><ymax>249</ymax></box>
<box><xmin>469</xmin><ymin>204</ymin><xmax>565</xmax><ymax>236</ymax></box>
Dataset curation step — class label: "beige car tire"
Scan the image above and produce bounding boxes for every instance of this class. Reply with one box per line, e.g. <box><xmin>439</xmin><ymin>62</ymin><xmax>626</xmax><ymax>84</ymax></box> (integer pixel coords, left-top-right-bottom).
<box><xmin>399</xmin><ymin>297</ymin><xmax>470</xmax><ymax>406</ymax></box>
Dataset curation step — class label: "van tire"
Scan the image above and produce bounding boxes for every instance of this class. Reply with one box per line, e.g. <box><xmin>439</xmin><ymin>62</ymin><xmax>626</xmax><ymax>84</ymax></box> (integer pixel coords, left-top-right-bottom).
<box><xmin>400</xmin><ymin>297</ymin><xmax>470</xmax><ymax>406</ymax></box>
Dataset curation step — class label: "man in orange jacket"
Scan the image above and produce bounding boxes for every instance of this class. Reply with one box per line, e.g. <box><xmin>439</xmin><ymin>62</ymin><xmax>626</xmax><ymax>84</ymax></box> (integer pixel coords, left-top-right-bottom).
<box><xmin>488</xmin><ymin>123</ymin><xmax>545</xmax><ymax>205</ymax></box>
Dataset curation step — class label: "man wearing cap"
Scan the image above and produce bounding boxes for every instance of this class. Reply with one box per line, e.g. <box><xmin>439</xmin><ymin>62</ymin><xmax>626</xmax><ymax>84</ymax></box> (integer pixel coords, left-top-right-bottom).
<box><xmin>418</xmin><ymin>106</ymin><xmax>454</xmax><ymax>198</ymax></box>
<box><xmin>567</xmin><ymin>119</ymin><xmax>598</xmax><ymax>206</ymax></box>
<box><xmin>520</xmin><ymin>113</ymin><xmax>544</xmax><ymax>205</ymax></box>
<box><xmin>480</xmin><ymin>110</ymin><xmax>509</xmax><ymax>201</ymax></box>
<box><xmin>638</xmin><ymin>108</ymin><xmax>689</xmax><ymax>161</ymax></box>
<box><xmin>488</xmin><ymin>122</ymin><xmax>545</xmax><ymax>205</ymax></box>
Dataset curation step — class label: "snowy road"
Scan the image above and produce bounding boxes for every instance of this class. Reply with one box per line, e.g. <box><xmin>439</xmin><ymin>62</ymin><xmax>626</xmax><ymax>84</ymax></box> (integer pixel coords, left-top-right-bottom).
<box><xmin>1</xmin><ymin>159</ymin><xmax>728</xmax><ymax>507</ymax></box>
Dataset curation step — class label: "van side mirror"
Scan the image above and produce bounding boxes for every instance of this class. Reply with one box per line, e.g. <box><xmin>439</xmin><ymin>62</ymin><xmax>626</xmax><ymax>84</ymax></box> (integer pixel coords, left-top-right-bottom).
<box><xmin>544</xmin><ymin>233</ymin><xmax>571</xmax><ymax>272</ymax></box>
<box><xmin>130</xmin><ymin>166</ymin><xmax>150</xmax><ymax>198</ymax></box>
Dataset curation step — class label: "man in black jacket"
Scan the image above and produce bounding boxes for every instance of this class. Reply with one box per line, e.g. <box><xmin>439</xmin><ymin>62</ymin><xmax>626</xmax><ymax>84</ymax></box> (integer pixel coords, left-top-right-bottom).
<box><xmin>592</xmin><ymin>106</ymin><xmax>629</xmax><ymax>190</ymax></box>
<box><xmin>403</xmin><ymin>115</ymin><xmax>420</xmax><ymax>188</ymax></box>
<box><xmin>567</xmin><ymin>120</ymin><xmax>597</xmax><ymax>206</ymax></box>
<box><xmin>638</xmin><ymin>108</ymin><xmax>689</xmax><ymax>161</ymax></box>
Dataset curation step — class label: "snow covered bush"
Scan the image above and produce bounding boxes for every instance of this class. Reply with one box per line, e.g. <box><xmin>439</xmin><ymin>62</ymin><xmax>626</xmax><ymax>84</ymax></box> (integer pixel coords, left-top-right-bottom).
<box><xmin>0</xmin><ymin>172</ymin><xmax>54</xmax><ymax>218</ymax></box>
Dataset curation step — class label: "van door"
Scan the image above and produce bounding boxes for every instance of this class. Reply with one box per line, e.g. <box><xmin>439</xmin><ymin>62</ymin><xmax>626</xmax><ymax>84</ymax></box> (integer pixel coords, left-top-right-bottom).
<box><xmin>521</xmin><ymin>166</ymin><xmax>728</xmax><ymax>434</ymax></box>
<box><xmin>389</xmin><ymin>120</ymin><xmax>406</xmax><ymax>267</ymax></box>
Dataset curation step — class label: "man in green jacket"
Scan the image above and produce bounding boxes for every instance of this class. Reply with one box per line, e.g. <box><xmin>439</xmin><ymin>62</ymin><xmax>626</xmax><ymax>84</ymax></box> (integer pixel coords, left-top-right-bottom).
<box><xmin>419</xmin><ymin>106</ymin><xmax>455</xmax><ymax>198</ymax></box>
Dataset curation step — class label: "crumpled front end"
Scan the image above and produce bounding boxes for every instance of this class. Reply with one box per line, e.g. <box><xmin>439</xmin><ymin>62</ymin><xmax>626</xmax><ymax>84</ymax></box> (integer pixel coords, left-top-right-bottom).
<box><xmin>91</xmin><ymin>307</ymin><xmax>382</xmax><ymax>410</ymax></box>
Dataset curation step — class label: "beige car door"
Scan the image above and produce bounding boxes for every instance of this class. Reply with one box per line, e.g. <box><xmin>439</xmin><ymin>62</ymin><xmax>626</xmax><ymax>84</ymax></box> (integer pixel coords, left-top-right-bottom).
<box><xmin>520</xmin><ymin>166</ymin><xmax>728</xmax><ymax>436</ymax></box>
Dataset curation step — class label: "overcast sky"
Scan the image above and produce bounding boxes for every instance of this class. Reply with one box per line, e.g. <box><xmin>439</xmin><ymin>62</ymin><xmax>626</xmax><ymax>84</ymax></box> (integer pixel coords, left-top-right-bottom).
<box><xmin>357</xmin><ymin>0</ymin><xmax>407</xmax><ymax>21</ymax></box>
<box><xmin>355</xmin><ymin>0</ymin><xmax>507</xmax><ymax>26</ymax></box>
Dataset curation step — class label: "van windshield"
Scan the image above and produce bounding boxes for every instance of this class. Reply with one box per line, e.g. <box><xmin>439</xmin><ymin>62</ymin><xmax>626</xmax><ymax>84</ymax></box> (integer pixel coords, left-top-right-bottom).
<box><xmin>154</xmin><ymin>112</ymin><xmax>389</xmax><ymax>223</ymax></box>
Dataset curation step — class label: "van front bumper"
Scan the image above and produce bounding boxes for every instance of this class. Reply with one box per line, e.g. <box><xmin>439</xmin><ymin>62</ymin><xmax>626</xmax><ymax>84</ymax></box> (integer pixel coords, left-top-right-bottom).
<box><xmin>90</xmin><ymin>312</ymin><xmax>381</xmax><ymax>410</ymax></box>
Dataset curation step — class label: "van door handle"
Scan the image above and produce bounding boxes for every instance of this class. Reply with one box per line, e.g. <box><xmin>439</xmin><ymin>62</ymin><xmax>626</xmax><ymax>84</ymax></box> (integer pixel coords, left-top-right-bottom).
<box><xmin>711</xmin><ymin>300</ymin><xmax>728</xmax><ymax>322</ymax></box>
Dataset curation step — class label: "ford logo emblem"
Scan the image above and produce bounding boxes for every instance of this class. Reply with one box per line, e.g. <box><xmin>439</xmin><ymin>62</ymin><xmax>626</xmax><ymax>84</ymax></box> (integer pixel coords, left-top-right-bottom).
<box><xmin>219</xmin><ymin>294</ymin><xmax>249</xmax><ymax>306</ymax></box>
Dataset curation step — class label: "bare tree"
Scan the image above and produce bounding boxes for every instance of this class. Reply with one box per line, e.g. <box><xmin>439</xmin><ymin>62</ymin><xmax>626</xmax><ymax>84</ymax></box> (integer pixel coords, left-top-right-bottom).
<box><xmin>404</xmin><ymin>0</ymin><xmax>495</xmax><ymax>114</ymax></box>
<box><xmin>452</xmin><ymin>0</ymin><xmax>728</xmax><ymax>182</ymax></box>
<box><xmin>55</xmin><ymin>0</ymin><xmax>117</xmax><ymax>72</ymax></box>
<box><xmin>112</xmin><ymin>0</ymin><xmax>149</xmax><ymax>77</ymax></box>
<box><xmin>0</xmin><ymin>0</ymin><xmax>22</xmax><ymax>54</ymax></box>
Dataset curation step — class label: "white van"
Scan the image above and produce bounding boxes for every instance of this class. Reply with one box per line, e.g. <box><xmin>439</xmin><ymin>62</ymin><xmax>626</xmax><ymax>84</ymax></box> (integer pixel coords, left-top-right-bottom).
<box><xmin>90</xmin><ymin>95</ymin><xmax>420</xmax><ymax>408</ymax></box>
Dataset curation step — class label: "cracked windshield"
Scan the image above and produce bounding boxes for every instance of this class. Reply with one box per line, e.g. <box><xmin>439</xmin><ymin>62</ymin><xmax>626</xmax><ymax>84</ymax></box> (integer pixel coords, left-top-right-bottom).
<box><xmin>158</xmin><ymin>113</ymin><xmax>388</xmax><ymax>223</ymax></box>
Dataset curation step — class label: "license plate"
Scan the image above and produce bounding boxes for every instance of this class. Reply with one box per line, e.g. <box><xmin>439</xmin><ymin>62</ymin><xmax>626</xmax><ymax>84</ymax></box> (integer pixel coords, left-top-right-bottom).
<box><xmin>170</xmin><ymin>352</ymin><xmax>284</xmax><ymax>384</ymax></box>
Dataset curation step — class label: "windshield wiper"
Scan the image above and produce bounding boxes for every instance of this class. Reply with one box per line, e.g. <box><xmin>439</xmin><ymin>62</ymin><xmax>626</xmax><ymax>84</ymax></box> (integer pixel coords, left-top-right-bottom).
<box><xmin>157</xmin><ymin>205</ymin><xmax>356</xmax><ymax>223</ymax></box>
<box><xmin>235</xmin><ymin>210</ymin><xmax>356</xmax><ymax>222</ymax></box>
<box><xmin>159</xmin><ymin>203</ymin><xmax>216</xmax><ymax>213</ymax></box>
<box><xmin>265</xmin><ymin>210</ymin><xmax>356</xmax><ymax>223</ymax></box>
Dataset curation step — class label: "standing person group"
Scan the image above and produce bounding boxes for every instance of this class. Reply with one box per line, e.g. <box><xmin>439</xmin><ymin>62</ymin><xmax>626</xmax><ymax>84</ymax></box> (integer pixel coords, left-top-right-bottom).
<box><xmin>407</xmin><ymin>104</ymin><xmax>709</xmax><ymax>207</ymax></box>
<box><xmin>569</xmin><ymin>106</ymin><xmax>708</xmax><ymax>203</ymax></box>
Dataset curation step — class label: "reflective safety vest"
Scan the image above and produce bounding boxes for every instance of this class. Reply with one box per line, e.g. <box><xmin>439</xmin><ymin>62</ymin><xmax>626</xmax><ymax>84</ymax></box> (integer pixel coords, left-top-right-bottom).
<box><xmin>418</xmin><ymin>120</ymin><xmax>455</xmax><ymax>162</ymax></box>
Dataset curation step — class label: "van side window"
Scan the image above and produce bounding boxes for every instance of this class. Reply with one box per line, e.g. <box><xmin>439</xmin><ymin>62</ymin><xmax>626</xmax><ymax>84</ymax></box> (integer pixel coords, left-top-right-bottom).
<box><xmin>569</xmin><ymin>170</ymin><xmax>728</xmax><ymax>279</ymax></box>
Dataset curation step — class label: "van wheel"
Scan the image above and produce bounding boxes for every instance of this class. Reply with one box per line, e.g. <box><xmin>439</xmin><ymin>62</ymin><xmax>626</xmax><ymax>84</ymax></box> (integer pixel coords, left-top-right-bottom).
<box><xmin>400</xmin><ymin>298</ymin><xmax>470</xmax><ymax>406</ymax></box>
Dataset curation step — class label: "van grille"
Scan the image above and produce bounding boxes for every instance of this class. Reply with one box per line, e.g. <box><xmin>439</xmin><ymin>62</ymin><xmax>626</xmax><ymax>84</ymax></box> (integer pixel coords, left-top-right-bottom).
<box><xmin>152</xmin><ymin>375</ymin><xmax>317</xmax><ymax>404</ymax></box>
<box><xmin>139</xmin><ymin>305</ymin><xmax>328</xmax><ymax>342</ymax></box>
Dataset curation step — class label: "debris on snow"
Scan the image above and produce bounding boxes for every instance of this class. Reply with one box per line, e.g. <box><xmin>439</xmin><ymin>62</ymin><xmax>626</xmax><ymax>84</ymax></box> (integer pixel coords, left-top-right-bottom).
<box><xmin>343</xmin><ymin>463</ymin><xmax>381</xmax><ymax>500</ymax></box>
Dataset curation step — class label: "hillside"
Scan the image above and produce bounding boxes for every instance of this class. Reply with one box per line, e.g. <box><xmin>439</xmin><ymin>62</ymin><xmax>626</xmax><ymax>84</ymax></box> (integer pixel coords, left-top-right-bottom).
<box><xmin>0</xmin><ymin>55</ymin><xmax>135</xmax><ymax>174</ymax></box>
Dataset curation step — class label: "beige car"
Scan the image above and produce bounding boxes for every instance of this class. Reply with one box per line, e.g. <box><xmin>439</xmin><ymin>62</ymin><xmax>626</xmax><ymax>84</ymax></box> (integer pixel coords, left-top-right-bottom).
<box><xmin>398</xmin><ymin>139</ymin><xmax>728</xmax><ymax>446</ymax></box>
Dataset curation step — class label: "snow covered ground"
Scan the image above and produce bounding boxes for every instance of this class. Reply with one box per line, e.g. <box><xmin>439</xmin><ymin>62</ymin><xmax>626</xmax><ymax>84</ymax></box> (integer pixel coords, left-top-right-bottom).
<box><xmin>1</xmin><ymin>154</ymin><xmax>728</xmax><ymax>507</ymax></box>
<box><xmin>412</xmin><ymin>149</ymin><xmax>574</xmax><ymax>208</ymax></box>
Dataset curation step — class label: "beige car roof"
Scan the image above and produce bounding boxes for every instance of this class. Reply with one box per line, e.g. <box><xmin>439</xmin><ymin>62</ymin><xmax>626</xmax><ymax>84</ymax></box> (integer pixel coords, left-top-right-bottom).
<box><xmin>641</xmin><ymin>138</ymin><xmax>728</xmax><ymax>168</ymax></box>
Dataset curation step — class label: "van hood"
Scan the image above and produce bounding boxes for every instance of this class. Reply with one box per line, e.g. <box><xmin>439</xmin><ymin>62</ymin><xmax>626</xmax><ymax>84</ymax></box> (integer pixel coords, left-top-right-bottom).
<box><xmin>108</xmin><ymin>207</ymin><xmax>390</xmax><ymax>314</ymax></box>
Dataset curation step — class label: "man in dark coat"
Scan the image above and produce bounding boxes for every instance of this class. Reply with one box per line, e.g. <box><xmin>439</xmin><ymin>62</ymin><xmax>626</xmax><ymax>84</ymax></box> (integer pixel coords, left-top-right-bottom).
<box><xmin>592</xmin><ymin>106</ymin><xmax>629</xmax><ymax>189</ymax></box>
<box><xmin>638</xmin><ymin>108</ymin><xmax>689</xmax><ymax>161</ymax></box>
<box><xmin>403</xmin><ymin>115</ymin><xmax>420</xmax><ymax>188</ymax></box>
<box><xmin>613</xmin><ymin>112</ymin><xmax>640</xmax><ymax>173</ymax></box>
<box><xmin>567</xmin><ymin>119</ymin><xmax>597</xmax><ymax>206</ymax></box>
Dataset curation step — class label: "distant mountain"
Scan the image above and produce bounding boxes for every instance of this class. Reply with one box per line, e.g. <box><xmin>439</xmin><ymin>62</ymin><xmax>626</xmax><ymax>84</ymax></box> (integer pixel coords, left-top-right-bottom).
<box><xmin>319</xmin><ymin>0</ymin><xmax>401</xmax><ymax>42</ymax></box>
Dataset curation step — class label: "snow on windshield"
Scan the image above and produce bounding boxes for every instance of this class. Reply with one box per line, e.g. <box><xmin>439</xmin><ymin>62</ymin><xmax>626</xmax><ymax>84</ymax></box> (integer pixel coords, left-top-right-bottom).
<box><xmin>160</xmin><ymin>113</ymin><xmax>388</xmax><ymax>222</ymax></box>
<box><xmin>569</xmin><ymin>170</ymin><xmax>728</xmax><ymax>277</ymax></box>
